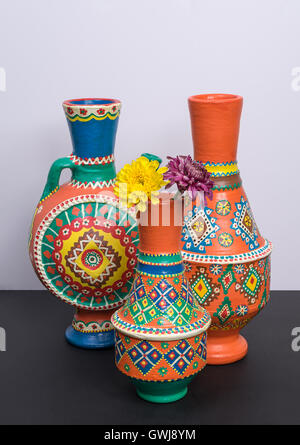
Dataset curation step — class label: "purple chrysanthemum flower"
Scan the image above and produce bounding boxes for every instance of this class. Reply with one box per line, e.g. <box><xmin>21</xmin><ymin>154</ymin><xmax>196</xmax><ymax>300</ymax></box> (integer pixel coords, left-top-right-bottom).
<box><xmin>164</xmin><ymin>155</ymin><xmax>214</xmax><ymax>203</ymax></box>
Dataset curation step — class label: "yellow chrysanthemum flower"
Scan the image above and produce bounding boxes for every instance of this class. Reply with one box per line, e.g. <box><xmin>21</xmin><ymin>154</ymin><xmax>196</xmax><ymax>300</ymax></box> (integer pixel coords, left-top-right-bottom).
<box><xmin>114</xmin><ymin>155</ymin><xmax>168</xmax><ymax>212</ymax></box>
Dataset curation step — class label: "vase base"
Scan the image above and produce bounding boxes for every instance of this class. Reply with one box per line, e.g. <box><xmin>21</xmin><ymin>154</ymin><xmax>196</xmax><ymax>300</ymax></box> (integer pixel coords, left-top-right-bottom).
<box><xmin>65</xmin><ymin>326</ymin><xmax>115</xmax><ymax>349</ymax></box>
<box><xmin>207</xmin><ymin>331</ymin><xmax>248</xmax><ymax>365</ymax></box>
<box><xmin>132</xmin><ymin>376</ymin><xmax>194</xmax><ymax>403</ymax></box>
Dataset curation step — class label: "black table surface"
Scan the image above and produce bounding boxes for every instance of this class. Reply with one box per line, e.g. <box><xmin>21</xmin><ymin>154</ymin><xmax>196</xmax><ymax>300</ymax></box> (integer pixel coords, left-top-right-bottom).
<box><xmin>0</xmin><ymin>290</ymin><xmax>299</xmax><ymax>425</ymax></box>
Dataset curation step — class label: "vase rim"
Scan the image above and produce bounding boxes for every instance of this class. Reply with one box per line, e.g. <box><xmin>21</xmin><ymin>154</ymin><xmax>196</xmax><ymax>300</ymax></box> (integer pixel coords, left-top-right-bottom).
<box><xmin>188</xmin><ymin>93</ymin><xmax>242</xmax><ymax>104</ymax></box>
<box><xmin>63</xmin><ymin>98</ymin><xmax>121</xmax><ymax>107</ymax></box>
<box><xmin>112</xmin><ymin>312</ymin><xmax>211</xmax><ymax>341</ymax></box>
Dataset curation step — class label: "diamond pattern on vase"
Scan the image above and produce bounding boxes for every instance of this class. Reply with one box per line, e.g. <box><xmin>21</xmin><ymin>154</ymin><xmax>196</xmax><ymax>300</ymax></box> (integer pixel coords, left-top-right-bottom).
<box><xmin>190</xmin><ymin>268</ymin><xmax>219</xmax><ymax>307</ymax></box>
<box><xmin>127</xmin><ymin>341</ymin><xmax>162</xmax><ymax>375</ymax></box>
<box><xmin>213</xmin><ymin>297</ymin><xmax>234</xmax><ymax>324</ymax></box>
<box><xmin>243</xmin><ymin>267</ymin><xmax>261</xmax><ymax>296</ymax></box>
<box><xmin>165</xmin><ymin>340</ymin><xmax>195</xmax><ymax>375</ymax></box>
<box><xmin>218</xmin><ymin>265</ymin><xmax>236</xmax><ymax>295</ymax></box>
<box><xmin>236</xmin><ymin>265</ymin><xmax>262</xmax><ymax>305</ymax></box>
<box><xmin>65</xmin><ymin>229</ymin><xmax>121</xmax><ymax>286</ymax></box>
<box><xmin>115</xmin><ymin>331</ymin><xmax>126</xmax><ymax>364</ymax></box>
<box><xmin>128</xmin><ymin>297</ymin><xmax>159</xmax><ymax>326</ymax></box>
<box><xmin>230</xmin><ymin>196</ymin><xmax>259</xmax><ymax>250</ymax></box>
<box><xmin>165</xmin><ymin>297</ymin><xmax>193</xmax><ymax>326</ymax></box>
<box><xmin>196</xmin><ymin>332</ymin><xmax>207</xmax><ymax>360</ymax></box>
<box><xmin>132</xmin><ymin>275</ymin><xmax>147</xmax><ymax>301</ymax></box>
<box><xmin>148</xmin><ymin>279</ymin><xmax>179</xmax><ymax>312</ymax></box>
<box><xmin>182</xmin><ymin>207</ymin><xmax>220</xmax><ymax>253</ymax></box>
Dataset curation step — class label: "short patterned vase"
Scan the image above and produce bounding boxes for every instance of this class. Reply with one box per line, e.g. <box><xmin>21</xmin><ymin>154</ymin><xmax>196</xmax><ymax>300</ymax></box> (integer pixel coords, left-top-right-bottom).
<box><xmin>29</xmin><ymin>98</ymin><xmax>139</xmax><ymax>349</ymax></box>
<box><xmin>182</xmin><ymin>94</ymin><xmax>272</xmax><ymax>365</ymax></box>
<box><xmin>112</xmin><ymin>196</ymin><xmax>211</xmax><ymax>403</ymax></box>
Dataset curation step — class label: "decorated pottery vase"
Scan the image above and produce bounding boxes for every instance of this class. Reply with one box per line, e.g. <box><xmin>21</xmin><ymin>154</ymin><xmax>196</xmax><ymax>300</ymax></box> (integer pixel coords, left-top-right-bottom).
<box><xmin>112</xmin><ymin>196</ymin><xmax>211</xmax><ymax>403</ymax></box>
<box><xmin>182</xmin><ymin>94</ymin><xmax>272</xmax><ymax>365</ymax></box>
<box><xmin>29</xmin><ymin>98</ymin><xmax>139</xmax><ymax>349</ymax></box>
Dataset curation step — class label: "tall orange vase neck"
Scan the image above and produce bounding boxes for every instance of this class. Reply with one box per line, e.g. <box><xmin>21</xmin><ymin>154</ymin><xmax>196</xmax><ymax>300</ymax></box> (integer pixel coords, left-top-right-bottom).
<box><xmin>138</xmin><ymin>196</ymin><xmax>183</xmax><ymax>255</ymax></box>
<box><xmin>188</xmin><ymin>94</ymin><xmax>243</xmax><ymax>164</ymax></box>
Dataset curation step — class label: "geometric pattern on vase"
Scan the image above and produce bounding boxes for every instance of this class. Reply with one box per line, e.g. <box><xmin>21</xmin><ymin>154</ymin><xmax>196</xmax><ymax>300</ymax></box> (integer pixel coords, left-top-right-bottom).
<box><xmin>230</xmin><ymin>196</ymin><xmax>259</xmax><ymax>251</ymax></box>
<box><xmin>115</xmin><ymin>330</ymin><xmax>208</xmax><ymax>381</ymax></box>
<box><xmin>127</xmin><ymin>341</ymin><xmax>163</xmax><ymax>376</ymax></box>
<box><xmin>218</xmin><ymin>265</ymin><xmax>236</xmax><ymax>295</ymax></box>
<box><xmin>115</xmin><ymin>332</ymin><xmax>127</xmax><ymax>364</ymax></box>
<box><xmin>65</xmin><ymin>229</ymin><xmax>122</xmax><ymax>286</ymax></box>
<box><xmin>182</xmin><ymin>206</ymin><xmax>220</xmax><ymax>253</ymax></box>
<box><xmin>190</xmin><ymin>267</ymin><xmax>220</xmax><ymax>307</ymax></box>
<box><xmin>196</xmin><ymin>332</ymin><xmax>207</xmax><ymax>361</ymax></box>
<box><xmin>184</xmin><ymin>255</ymin><xmax>270</xmax><ymax>331</ymax></box>
<box><xmin>215</xmin><ymin>200</ymin><xmax>231</xmax><ymax>216</ymax></box>
<box><xmin>213</xmin><ymin>297</ymin><xmax>235</xmax><ymax>325</ymax></box>
<box><xmin>164</xmin><ymin>340</ymin><xmax>195</xmax><ymax>376</ymax></box>
<box><xmin>236</xmin><ymin>265</ymin><xmax>263</xmax><ymax>305</ymax></box>
<box><xmin>38</xmin><ymin>199</ymin><xmax>138</xmax><ymax>310</ymax></box>
<box><xmin>125</xmin><ymin>273</ymin><xmax>195</xmax><ymax>329</ymax></box>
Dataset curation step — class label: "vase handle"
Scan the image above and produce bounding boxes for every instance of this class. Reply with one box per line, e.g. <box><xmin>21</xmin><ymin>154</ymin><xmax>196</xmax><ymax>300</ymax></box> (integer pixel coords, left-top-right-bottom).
<box><xmin>40</xmin><ymin>157</ymin><xmax>75</xmax><ymax>201</ymax></box>
<box><xmin>142</xmin><ymin>153</ymin><xmax>162</xmax><ymax>166</ymax></box>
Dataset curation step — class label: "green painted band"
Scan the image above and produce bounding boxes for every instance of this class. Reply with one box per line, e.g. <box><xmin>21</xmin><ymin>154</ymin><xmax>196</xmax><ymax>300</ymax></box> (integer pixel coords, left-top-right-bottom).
<box><xmin>72</xmin><ymin>162</ymin><xmax>116</xmax><ymax>183</ymax></box>
<box><xmin>212</xmin><ymin>182</ymin><xmax>242</xmax><ymax>191</ymax></box>
<box><xmin>40</xmin><ymin>157</ymin><xmax>116</xmax><ymax>201</ymax></box>
<box><xmin>132</xmin><ymin>375</ymin><xmax>196</xmax><ymax>403</ymax></box>
<box><xmin>138</xmin><ymin>252</ymin><xmax>182</xmax><ymax>265</ymax></box>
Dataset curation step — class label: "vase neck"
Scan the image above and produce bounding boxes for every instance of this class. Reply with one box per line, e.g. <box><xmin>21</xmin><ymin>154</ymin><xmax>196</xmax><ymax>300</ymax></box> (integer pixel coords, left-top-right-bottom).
<box><xmin>137</xmin><ymin>251</ymin><xmax>184</xmax><ymax>276</ymax></box>
<box><xmin>138</xmin><ymin>197</ymin><xmax>183</xmax><ymax>255</ymax></box>
<box><xmin>188</xmin><ymin>94</ymin><xmax>243</xmax><ymax>178</ymax></box>
<box><xmin>71</xmin><ymin>160</ymin><xmax>116</xmax><ymax>184</ymax></box>
<box><xmin>63</xmin><ymin>98</ymin><xmax>121</xmax><ymax>159</ymax></box>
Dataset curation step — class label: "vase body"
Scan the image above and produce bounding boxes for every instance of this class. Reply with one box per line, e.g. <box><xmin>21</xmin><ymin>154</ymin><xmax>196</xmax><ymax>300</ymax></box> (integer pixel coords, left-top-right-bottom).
<box><xmin>182</xmin><ymin>94</ymin><xmax>272</xmax><ymax>365</ymax></box>
<box><xmin>29</xmin><ymin>98</ymin><xmax>139</xmax><ymax>349</ymax></box>
<box><xmin>112</xmin><ymin>197</ymin><xmax>211</xmax><ymax>403</ymax></box>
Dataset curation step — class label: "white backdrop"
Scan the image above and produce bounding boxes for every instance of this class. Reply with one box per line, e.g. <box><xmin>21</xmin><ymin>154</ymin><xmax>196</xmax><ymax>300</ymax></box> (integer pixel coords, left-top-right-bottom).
<box><xmin>0</xmin><ymin>0</ymin><xmax>298</xmax><ymax>290</ymax></box>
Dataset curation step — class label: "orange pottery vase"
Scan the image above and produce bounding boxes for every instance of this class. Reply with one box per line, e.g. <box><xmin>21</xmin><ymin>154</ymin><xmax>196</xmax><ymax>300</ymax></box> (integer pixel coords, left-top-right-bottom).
<box><xmin>112</xmin><ymin>196</ymin><xmax>211</xmax><ymax>403</ymax></box>
<box><xmin>181</xmin><ymin>94</ymin><xmax>272</xmax><ymax>365</ymax></box>
<box><xmin>29</xmin><ymin>98</ymin><xmax>139</xmax><ymax>349</ymax></box>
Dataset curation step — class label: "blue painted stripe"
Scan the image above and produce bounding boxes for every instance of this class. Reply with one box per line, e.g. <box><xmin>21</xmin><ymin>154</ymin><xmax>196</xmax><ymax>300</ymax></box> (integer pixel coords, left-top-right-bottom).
<box><xmin>137</xmin><ymin>261</ymin><xmax>184</xmax><ymax>275</ymax></box>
